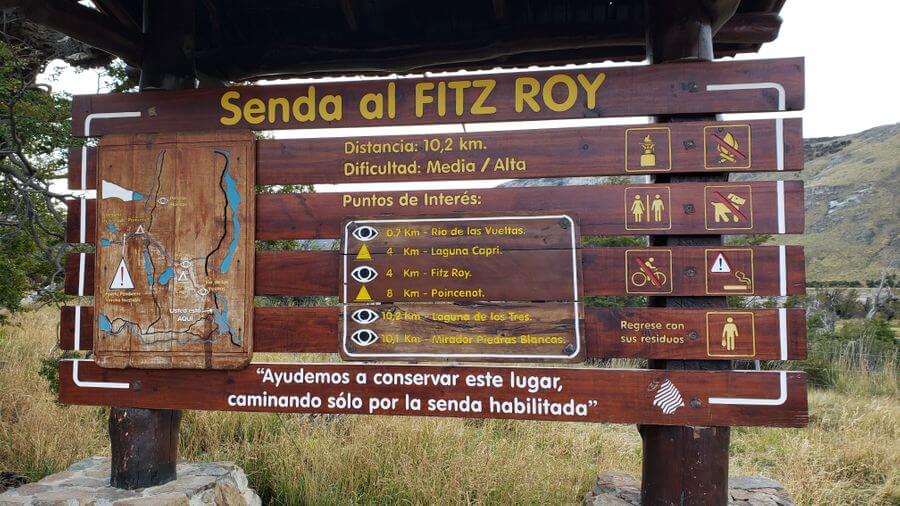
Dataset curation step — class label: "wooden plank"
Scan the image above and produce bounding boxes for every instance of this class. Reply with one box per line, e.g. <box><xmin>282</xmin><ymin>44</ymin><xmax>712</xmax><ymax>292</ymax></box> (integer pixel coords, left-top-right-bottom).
<box><xmin>342</xmin><ymin>215</ymin><xmax>581</xmax><ymax>303</ymax></box>
<box><xmin>70</xmin><ymin>119</ymin><xmax>804</xmax><ymax>188</ymax></box>
<box><xmin>71</xmin><ymin>58</ymin><xmax>803</xmax><ymax>136</ymax></box>
<box><xmin>67</xmin><ymin>182</ymin><xmax>805</xmax><ymax>242</ymax></box>
<box><xmin>58</xmin><ymin>360</ymin><xmax>808</xmax><ymax>427</ymax></box>
<box><xmin>340</xmin><ymin>302</ymin><xmax>583</xmax><ymax>362</ymax></box>
<box><xmin>61</xmin><ymin>306</ymin><xmax>808</xmax><ymax>361</ymax></box>
<box><xmin>65</xmin><ymin>246</ymin><xmax>805</xmax><ymax>298</ymax></box>
<box><xmin>93</xmin><ymin>132</ymin><xmax>255</xmax><ymax>369</ymax></box>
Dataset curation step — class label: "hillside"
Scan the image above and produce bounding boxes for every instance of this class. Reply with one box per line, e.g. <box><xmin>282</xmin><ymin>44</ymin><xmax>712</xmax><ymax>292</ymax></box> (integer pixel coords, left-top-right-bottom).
<box><xmin>735</xmin><ymin>123</ymin><xmax>900</xmax><ymax>283</ymax></box>
<box><xmin>500</xmin><ymin>123</ymin><xmax>900</xmax><ymax>283</ymax></box>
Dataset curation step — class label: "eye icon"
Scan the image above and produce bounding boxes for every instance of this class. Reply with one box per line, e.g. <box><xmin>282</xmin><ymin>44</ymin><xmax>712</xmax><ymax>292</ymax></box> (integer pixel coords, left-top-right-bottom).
<box><xmin>351</xmin><ymin>308</ymin><xmax>380</xmax><ymax>324</ymax></box>
<box><xmin>351</xmin><ymin>266</ymin><xmax>378</xmax><ymax>283</ymax></box>
<box><xmin>350</xmin><ymin>329</ymin><xmax>379</xmax><ymax>346</ymax></box>
<box><xmin>352</xmin><ymin>225</ymin><xmax>378</xmax><ymax>242</ymax></box>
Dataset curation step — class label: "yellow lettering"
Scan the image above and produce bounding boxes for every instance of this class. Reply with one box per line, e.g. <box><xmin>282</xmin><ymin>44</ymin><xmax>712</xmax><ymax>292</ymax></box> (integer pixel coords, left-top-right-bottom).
<box><xmin>219</xmin><ymin>91</ymin><xmax>242</xmax><ymax>126</ymax></box>
<box><xmin>542</xmin><ymin>74</ymin><xmax>577</xmax><ymax>112</ymax></box>
<box><xmin>359</xmin><ymin>92</ymin><xmax>384</xmax><ymax>120</ymax></box>
<box><xmin>437</xmin><ymin>82</ymin><xmax>447</xmax><ymax>117</ymax></box>
<box><xmin>447</xmin><ymin>81</ymin><xmax>471</xmax><ymax>116</ymax></box>
<box><xmin>320</xmin><ymin>95</ymin><xmax>342</xmax><ymax>121</ymax></box>
<box><xmin>515</xmin><ymin>77</ymin><xmax>541</xmax><ymax>112</ymax></box>
<box><xmin>577</xmin><ymin>72</ymin><xmax>606</xmax><ymax>109</ymax></box>
<box><xmin>267</xmin><ymin>97</ymin><xmax>290</xmax><ymax>123</ymax></box>
<box><xmin>471</xmin><ymin>79</ymin><xmax>497</xmax><ymax>115</ymax></box>
<box><xmin>415</xmin><ymin>82</ymin><xmax>435</xmax><ymax>118</ymax></box>
<box><xmin>291</xmin><ymin>86</ymin><xmax>316</xmax><ymax>122</ymax></box>
<box><xmin>387</xmin><ymin>82</ymin><xmax>396</xmax><ymax>118</ymax></box>
<box><xmin>243</xmin><ymin>98</ymin><xmax>265</xmax><ymax>125</ymax></box>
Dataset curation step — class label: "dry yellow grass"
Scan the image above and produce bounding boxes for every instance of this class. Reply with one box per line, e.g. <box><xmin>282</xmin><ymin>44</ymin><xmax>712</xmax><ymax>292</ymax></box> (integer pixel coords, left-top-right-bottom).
<box><xmin>0</xmin><ymin>307</ymin><xmax>897</xmax><ymax>504</ymax></box>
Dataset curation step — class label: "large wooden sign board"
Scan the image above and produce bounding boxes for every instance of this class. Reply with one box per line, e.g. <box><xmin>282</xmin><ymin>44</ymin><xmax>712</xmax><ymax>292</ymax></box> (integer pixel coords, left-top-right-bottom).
<box><xmin>59</xmin><ymin>361</ymin><xmax>807</xmax><ymax>427</ymax></box>
<box><xmin>71</xmin><ymin>58</ymin><xmax>803</xmax><ymax>136</ymax></box>
<box><xmin>93</xmin><ymin>132</ymin><xmax>255</xmax><ymax>369</ymax></box>
<box><xmin>341</xmin><ymin>215</ymin><xmax>583</xmax><ymax>362</ymax></box>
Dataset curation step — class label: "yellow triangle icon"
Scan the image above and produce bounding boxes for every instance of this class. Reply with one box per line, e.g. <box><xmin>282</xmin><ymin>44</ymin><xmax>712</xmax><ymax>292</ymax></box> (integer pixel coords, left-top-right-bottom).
<box><xmin>354</xmin><ymin>285</ymin><xmax>372</xmax><ymax>302</ymax></box>
<box><xmin>356</xmin><ymin>244</ymin><xmax>372</xmax><ymax>261</ymax></box>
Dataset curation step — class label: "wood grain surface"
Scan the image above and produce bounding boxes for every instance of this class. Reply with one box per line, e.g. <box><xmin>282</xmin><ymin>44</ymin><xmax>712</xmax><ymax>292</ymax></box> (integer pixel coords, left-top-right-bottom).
<box><xmin>66</xmin><ymin>246</ymin><xmax>804</xmax><ymax>298</ymax></box>
<box><xmin>71</xmin><ymin>58</ymin><xmax>803</xmax><ymax>136</ymax></box>
<box><xmin>59</xmin><ymin>360</ymin><xmax>808</xmax><ymax>427</ymax></box>
<box><xmin>61</xmin><ymin>306</ymin><xmax>807</xmax><ymax>361</ymax></box>
<box><xmin>93</xmin><ymin>132</ymin><xmax>255</xmax><ymax>369</ymax></box>
<box><xmin>67</xmin><ymin>181</ymin><xmax>804</xmax><ymax>242</ymax></box>
<box><xmin>69</xmin><ymin>118</ymin><xmax>803</xmax><ymax>187</ymax></box>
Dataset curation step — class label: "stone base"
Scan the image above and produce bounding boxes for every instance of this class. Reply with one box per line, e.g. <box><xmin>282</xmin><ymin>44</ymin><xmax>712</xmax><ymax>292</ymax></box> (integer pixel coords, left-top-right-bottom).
<box><xmin>583</xmin><ymin>472</ymin><xmax>794</xmax><ymax>506</ymax></box>
<box><xmin>0</xmin><ymin>457</ymin><xmax>261</xmax><ymax>505</ymax></box>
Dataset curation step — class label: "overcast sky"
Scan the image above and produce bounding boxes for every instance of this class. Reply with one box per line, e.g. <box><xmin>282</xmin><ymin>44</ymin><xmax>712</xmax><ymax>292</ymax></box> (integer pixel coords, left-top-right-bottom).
<box><xmin>40</xmin><ymin>0</ymin><xmax>898</xmax><ymax>142</ymax></box>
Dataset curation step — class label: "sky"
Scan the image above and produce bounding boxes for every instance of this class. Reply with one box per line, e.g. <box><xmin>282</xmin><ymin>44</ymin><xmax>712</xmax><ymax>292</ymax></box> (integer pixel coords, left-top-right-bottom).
<box><xmin>38</xmin><ymin>1</ymin><xmax>899</xmax><ymax>192</ymax></box>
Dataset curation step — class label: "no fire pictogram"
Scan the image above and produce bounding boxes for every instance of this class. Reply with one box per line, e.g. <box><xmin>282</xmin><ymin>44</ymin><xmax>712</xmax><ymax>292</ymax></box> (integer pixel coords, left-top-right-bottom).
<box><xmin>704</xmin><ymin>124</ymin><xmax>751</xmax><ymax>170</ymax></box>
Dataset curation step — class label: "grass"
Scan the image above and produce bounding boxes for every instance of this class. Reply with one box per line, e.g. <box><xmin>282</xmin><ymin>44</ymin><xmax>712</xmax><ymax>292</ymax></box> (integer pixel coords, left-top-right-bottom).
<box><xmin>1</xmin><ymin>308</ymin><xmax>898</xmax><ymax>505</ymax></box>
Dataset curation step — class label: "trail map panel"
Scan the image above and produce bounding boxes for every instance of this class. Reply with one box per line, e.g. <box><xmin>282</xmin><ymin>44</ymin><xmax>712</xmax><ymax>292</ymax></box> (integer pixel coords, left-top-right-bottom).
<box><xmin>93</xmin><ymin>132</ymin><xmax>255</xmax><ymax>369</ymax></box>
<box><xmin>341</xmin><ymin>215</ymin><xmax>582</xmax><ymax>361</ymax></box>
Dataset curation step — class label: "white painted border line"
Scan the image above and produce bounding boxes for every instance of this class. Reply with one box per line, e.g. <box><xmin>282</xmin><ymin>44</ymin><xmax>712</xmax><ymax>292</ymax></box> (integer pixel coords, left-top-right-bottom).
<box><xmin>79</xmin><ymin>197</ymin><xmax>87</xmax><ymax>244</ymax></box>
<box><xmin>776</xmin><ymin>181</ymin><xmax>786</xmax><ymax>234</ymax></box>
<box><xmin>70</xmin><ymin>359</ymin><xmax>130</xmax><ymax>389</ymax></box>
<box><xmin>73</xmin><ymin>306</ymin><xmax>82</xmax><ymax>350</ymax></box>
<box><xmin>779</xmin><ymin>245</ymin><xmax>787</xmax><ymax>296</ymax></box>
<box><xmin>708</xmin><ymin>371</ymin><xmax>788</xmax><ymax>406</ymax></box>
<box><xmin>705</xmin><ymin>82</ymin><xmax>786</xmax><ymax>171</ymax></box>
<box><xmin>778</xmin><ymin>308</ymin><xmax>788</xmax><ymax>361</ymax></box>
<box><xmin>341</xmin><ymin>214</ymin><xmax>582</xmax><ymax>361</ymax></box>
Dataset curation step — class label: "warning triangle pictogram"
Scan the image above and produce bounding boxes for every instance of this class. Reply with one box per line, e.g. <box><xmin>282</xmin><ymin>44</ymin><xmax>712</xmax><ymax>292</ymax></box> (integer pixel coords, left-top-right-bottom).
<box><xmin>356</xmin><ymin>244</ymin><xmax>372</xmax><ymax>261</ymax></box>
<box><xmin>710</xmin><ymin>253</ymin><xmax>731</xmax><ymax>273</ymax></box>
<box><xmin>354</xmin><ymin>285</ymin><xmax>373</xmax><ymax>302</ymax></box>
<box><xmin>109</xmin><ymin>258</ymin><xmax>135</xmax><ymax>289</ymax></box>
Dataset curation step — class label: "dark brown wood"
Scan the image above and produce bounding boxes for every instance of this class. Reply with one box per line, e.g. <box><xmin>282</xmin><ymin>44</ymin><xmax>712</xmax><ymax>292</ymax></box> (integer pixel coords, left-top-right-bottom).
<box><xmin>642</xmin><ymin>2</ymin><xmax>733</xmax><ymax>504</ymax></box>
<box><xmin>109</xmin><ymin>407</ymin><xmax>181</xmax><ymax>489</ymax></box>
<box><xmin>67</xmin><ymin>182</ymin><xmax>805</xmax><ymax>242</ymax></box>
<box><xmin>60</xmin><ymin>361</ymin><xmax>808</xmax><ymax>427</ymax></box>
<box><xmin>93</xmin><ymin>132</ymin><xmax>256</xmax><ymax>370</ymax></box>
<box><xmin>340</xmin><ymin>302</ymin><xmax>583</xmax><ymax>362</ymax></box>
<box><xmin>61</xmin><ymin>306</ymin><xmax>808</xmax><ymax>361</ymax></box>
<box><xmin>70</xmin><ymin>118</ymin><xmax>803</xmax><ymax>188</ymax></box>
<box><xmin>13</xmin><ymin>0</ymin><xmax>144</xmax><ymax>66</ymax></box>
<box><xmin>70</xmin><ymin>58</ymin><xmax>804</xmax><ymax>136</ymax></box>
<box><xmin>65</xmin><ymin>246</ymin><xmax>806</xmax><ymax>298</ymax></box>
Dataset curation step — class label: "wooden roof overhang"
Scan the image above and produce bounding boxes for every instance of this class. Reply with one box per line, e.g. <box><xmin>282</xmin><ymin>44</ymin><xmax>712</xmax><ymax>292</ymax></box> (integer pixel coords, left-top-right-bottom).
<box><xmin>6</xmin><ymin>0</ymin><xmax>785</xmax><ymax>82</ymax></box>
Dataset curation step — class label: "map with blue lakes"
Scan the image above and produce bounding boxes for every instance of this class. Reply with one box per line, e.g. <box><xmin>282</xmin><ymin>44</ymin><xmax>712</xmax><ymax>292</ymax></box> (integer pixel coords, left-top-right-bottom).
<box><xmin>93</xmin><ymin>132</ymin><xmax>255</xmax><ymax>369</ymax></box>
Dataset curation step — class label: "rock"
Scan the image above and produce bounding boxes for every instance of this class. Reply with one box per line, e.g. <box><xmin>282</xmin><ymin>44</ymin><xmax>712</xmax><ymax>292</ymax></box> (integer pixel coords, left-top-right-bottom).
<box><xmin>0</xmin><ymin>458</ymin><xmax>261</xmax><ymax>506</ymax></box>
<box><xmin>583</xmin><ymin>473</ymin><xmax>794</xmax><ymax>506</ymax></box>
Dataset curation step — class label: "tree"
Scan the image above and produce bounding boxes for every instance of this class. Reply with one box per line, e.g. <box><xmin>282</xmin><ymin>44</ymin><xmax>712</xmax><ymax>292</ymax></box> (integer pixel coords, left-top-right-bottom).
<box><xmin>0</xmin><ymin>40</ymin><xmax>74</xmax><ymax>318</ymax></box>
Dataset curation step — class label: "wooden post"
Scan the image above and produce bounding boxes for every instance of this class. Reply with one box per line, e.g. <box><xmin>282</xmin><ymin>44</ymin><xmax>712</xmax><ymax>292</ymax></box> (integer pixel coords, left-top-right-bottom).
<box><xmin>639</xmin><ymin>1</ymin><xmax>736</xmax><ymax>504</ymax></box>
<box><xmin>108</xmin><ymin>0</ymin><xmax>195</xmax><ymax>489</ymax></box>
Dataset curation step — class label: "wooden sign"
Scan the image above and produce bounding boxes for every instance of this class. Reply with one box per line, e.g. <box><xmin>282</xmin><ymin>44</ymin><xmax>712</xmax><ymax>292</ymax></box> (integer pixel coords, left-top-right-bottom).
<box><xmin>67</xmin><ymin>181</ymin><xmax>803</xmax><ymax>243</ymax></box>
<box><xmin>59</xmin><ymin>361</ymin><xmax>807</xmax><ymax>427</ymax></box>
<box><xmin>61</xmin><ymin>306</ymin><xmax>807</xmax><ymax>361</ymax></box>
<box><xmin>70</xmin><ymin>118</ymin><xmax>803</xmax><ymax>189</ymax></box>
<box><xmin>71</xmin><ymin>58</ymin><xmax>803</xmax><ymax>136</ymax></box>
<box><xmin>342</xmin><ymin>302</ymin><xmax>582</xmax><ymax>362</ymax></box>
<box><xmin>93</xmin><ymin>132</ymin><xmax>255</xmax><ymax>369</ymax></box>
<box><xmin>341</xmin><ymin>215</ymin><xmax>582</xmax><ymax>361</ymax></box>
<box><xmin>65</xmin><ymin>246</ymin><xmax>805</xmax><ymax>298</ymax></box>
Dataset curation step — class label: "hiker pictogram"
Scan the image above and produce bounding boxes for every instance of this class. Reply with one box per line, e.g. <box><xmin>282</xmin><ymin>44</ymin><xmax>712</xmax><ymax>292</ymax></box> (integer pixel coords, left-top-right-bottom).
<box><xmin>706</xmin><ymin>311</ymin><xmax>757</xmax><ymax>358</ymax></box>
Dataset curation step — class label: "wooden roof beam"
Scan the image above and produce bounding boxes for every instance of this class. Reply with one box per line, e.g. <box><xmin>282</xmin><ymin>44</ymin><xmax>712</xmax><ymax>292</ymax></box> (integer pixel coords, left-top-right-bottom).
<box><xmin>10</xmin><ymin>0</ymin><xmax>144</xmax><ymax>66</ymax></box>
<box><xmin>716</xmin><ymin>12</ymin><xmax>782</xmax><ymax>44</ymax></box>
